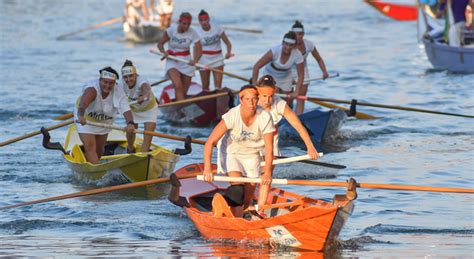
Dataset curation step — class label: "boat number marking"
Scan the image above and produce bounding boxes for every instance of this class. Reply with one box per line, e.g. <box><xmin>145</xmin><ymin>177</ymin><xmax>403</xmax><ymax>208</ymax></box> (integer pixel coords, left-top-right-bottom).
<box><xmin>265</xmin><ymin>225</ymin><xmax>302</xmax><ymax>247</ymax></box>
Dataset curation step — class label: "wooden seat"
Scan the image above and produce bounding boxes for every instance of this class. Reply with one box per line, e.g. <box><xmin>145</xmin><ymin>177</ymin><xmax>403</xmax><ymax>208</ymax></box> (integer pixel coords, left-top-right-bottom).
<box><xmin>212</xmin><ymin>193</ymin><xmax>235</xmax><ymax>218</ymax></box>
<box><xmin>259</xmin><ymin>199</ymin><xmax>304</xmax><ymax>211</ymax></box>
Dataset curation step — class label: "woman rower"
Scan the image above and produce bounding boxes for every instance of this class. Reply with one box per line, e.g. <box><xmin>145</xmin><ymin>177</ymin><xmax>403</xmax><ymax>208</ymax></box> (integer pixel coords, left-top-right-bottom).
<box><xmin>75</xmin><ymin>67</ymin><xmax>136</xmax><ymax>164</ymax></box>
<box><xmin>196</xmin><ymin>9</ymin><xmax>233</xmax><ymax>91</ymax></box>
<box><xmin>157</xmin><ymin>12</ymin><xmax>202</xmax><ymax>101</ymax></box>
<box><xmin>252</xmin><ymin>31</ymin><xmax>305</xmax><ymax>108</ymax></box>
<box><xmin>203</xmin><ymin>85</ymin><xmax>275</xmax><ymax>218</ymax></box>
<box><xmin>256</xmin><ymin>75</ymin><xmax>319</xmax><ymax>160</ymax></box>
<box><xmin>119</xmin><ymin>60</ymin><xmax>158</xmax><ymax>153</ymax></box>
<box><xmin>291</xmin><ymin>21</ymin><xmax>329</xmax><ymax>115</ymax></box>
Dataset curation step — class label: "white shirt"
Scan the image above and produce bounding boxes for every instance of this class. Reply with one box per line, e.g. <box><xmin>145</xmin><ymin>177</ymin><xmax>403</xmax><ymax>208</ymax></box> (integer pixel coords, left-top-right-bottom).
<box><xmin>269</xmin><ymin>44</ymin><xmax>304</xmax><ymax>71</ymax></box>
<box><xmin>196</xmin><ymin>24</ymin><xmax>224</xmax><ymax>52</ymax></box>
<box><xmin>166</xmin><ymin>25</ymin><xmax>200</xmax><ymax>53</ymax></box>
<box><xmin>120</xmin><ymin>75</ymin><xmax>156</xmax><ymax>112</ymax></box>
<box><xmin>78</xmin><ymin>79</ymin><xmax>130</xmax><ymax>124</ymax></box>
<box><xmin>219</xmin><ymin>105</ymin><xmax>275</xmax><ymax>155</ymax></box>
<box><xmin>267</xmin><ymin>95</ymin><xmax>287</xmax><ymax>125</ymax></box>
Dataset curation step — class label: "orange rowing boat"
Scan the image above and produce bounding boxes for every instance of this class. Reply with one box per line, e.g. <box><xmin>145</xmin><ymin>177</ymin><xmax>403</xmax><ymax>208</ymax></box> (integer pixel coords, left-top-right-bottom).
<box><xmin>169</xmin><ymin>163</ymin><xmax>357</xmax><ymax>251</ymax></box>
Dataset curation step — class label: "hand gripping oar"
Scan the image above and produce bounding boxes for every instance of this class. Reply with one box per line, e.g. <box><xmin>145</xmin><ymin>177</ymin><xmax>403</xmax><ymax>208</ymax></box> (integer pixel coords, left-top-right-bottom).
<box><xmin>56</xmin><ymin>16</ymin><xmax>125</xmax><ymax>40</ymax></box>
<box><xmin>0</xmin><ymin>119</ymin><xmax>74</xmax><ymax>147</ymax></box>
<box><xmin>296</xmin><ymin>96</ymin><xmax>474</xmax><ymax>119</ymax></box>
<box><xmin>0</xmin><ymin>173</ymin><xmax>200</xmax><ymax>210</ymax></box>
<box><xmin>150</xmin><ymin>49</ymin><xmax>250</xmax><ymax>82</ymax></box>
<box><xmin>197</xmin><ymin>176</ymin><xmax>474</xmax><ymax>194</ymax></box>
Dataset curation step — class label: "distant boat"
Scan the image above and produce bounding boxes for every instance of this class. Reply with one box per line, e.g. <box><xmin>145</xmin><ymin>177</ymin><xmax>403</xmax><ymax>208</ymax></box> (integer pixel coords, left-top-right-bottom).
<box><xmin>123</xmin><ymin>20</ymin><xmax>164</xmax><ymax>43</ymax></box>
<box><xmin>419</xmin><ymin>3</ymin><xmax>474</xmax><ymax>73</ymax></box>
<box><xmin>422</xmin><ymin>36</ymin><xmax>474</xmax><ymax>73</ymax></box>
<box><xmin>364</xmin><ymin>0</ymin><xmax>418</xmax><ymax>21</ymax></box>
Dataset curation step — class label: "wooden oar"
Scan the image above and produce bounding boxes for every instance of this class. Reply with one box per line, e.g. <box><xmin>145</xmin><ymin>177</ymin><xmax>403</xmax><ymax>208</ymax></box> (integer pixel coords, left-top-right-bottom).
<box><xmin>189</xmin><ymin>22</ymin><xmax>263</xmax><ymax>34</ymax></box>
<box><xmin>275</xmin><ymin>155</ymin><xmax>345</xmax><ymax>169</ymax></box>
<box><xmin>150</xmin><ymin>49</ymin><xmax>250</xmax><ymax>82</ymax></box>
<box><xmin>301</xmin><ymin>73</ymin><xmax>340</xmax><ymax>84</ymax></box>
<box><xmin>299</xmin><ymin>96</ymin><xmax>474</xmax><ymax>119</ymax></box>
<box><xmin>56</xmin><ymin>16</ymin><xmax>125</xmax><ymax>40</ymax></box>
<box><xmin>84</xmin><ymin>121</ymin><xmax>207</xmax><ymax>145</ymax></box>
<box><xmin>0</xmin><ymin>119</ymin><xmax>74</xmax><ymax>147</ymax></box>
<box><xmin>158</xmin><ymin>91</ymin><xmax>229</xmax><ymax>108</ymax></box>
<box><xmin>310</xmin><ymin>100</ymin><xmax>378</xmax><ymax>120</ymax></box>
<box><xmin>0</xmin><ymin>172</ymin><xmax>200</xmax><ymax>210</ymax></box>
<box><xmin>198</xmin><ymin>176</ymin><xmax>474</xmax><ymax>194</ymax></box>
<box><xmin>276</xmin><ymin>93</ymin><xmax>378</xmax><ymax>120</ymax></box>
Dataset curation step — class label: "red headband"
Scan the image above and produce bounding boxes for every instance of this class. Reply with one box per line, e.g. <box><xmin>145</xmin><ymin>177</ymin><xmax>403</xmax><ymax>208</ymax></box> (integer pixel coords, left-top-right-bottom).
<box><xmin>179</xmin><ymin>17</ymin><xmax>192</xmax><ymax>23</ymax></box>
<box><xmin>199</xmin><ymin>14</ymin><xmax>209</xmax><ymax>20</ymax></box>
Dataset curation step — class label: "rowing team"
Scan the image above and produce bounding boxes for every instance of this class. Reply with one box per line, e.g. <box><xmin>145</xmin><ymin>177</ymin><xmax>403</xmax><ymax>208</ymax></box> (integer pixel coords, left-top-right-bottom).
<box><xmin>74</xmin><ymin>62</ymin><xmax>319</xmax><ymax>216</ymax></box>
<box><xmin>157</xmin><ymin>11</ymin><xmax>329</xmax><ymax>115</ymax></box>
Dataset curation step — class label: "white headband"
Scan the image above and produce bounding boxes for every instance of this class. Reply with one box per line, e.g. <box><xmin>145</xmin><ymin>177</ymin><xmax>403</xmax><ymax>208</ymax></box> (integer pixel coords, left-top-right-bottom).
<box><xmin>283</xmin><ymin>38</ymin><xmax>296</xmax><ymax>44</ymax></box>
<box><xmin>100</xmin><ymin>70</ymin><xmax>117</xmax><ymax>80</ymax></box>
<box><xmin>292</xmin><ymin>27</ymin><xmax>304</xmax><ymax>33</ymax></box>
<box><xmin>121</xmin><ymin>66</ymin><xmax>136</xmax><ymax>76</ymax></box>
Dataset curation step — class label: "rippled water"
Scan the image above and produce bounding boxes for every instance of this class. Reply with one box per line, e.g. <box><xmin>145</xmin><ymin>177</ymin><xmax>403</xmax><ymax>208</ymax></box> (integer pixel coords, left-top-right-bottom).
<box><xmin>1</xmin><ymin>0</ymin><xmax>473</xmax><ymax>257</ymax></box>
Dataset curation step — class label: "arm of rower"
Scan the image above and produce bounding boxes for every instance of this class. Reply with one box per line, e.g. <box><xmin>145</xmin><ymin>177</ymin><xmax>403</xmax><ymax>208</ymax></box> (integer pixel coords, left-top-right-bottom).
<box><xmin>140</xmin><ymin>82</ymin><xmax>152</xmax><ymax>103</ymax></box>
<box><xmin>140</xmin><ymin>1</ymin><xmax>150</xmax><ymax>20</ymax></box>
<box><xmin>220</xmin><ymin>32</ymin><xmax>233</xmax><ymax>58</ymax></box>
<box><xmin>252</xmin><ymin>50</ymin><xmax>272</xmax><ymax>85</ymax></box>
<box><xmin>311</xmin><ymin>48</ymin><xmax>328</xmax><ymax>78</ymax></box>
<box><xmin>294</xmin><ymin>62</ymin><xmax>305</xmax><ymax>95</ymax></box>
<box><xmin>262</xmin><ymin>131</ymin><xmax>274</xmax><ymax>177</ymax></box>
<box><xmin>193</xmin><ymin>41</ymin><xmax>202</xmax><ymax>64</ymax></box>
<box><xmin>78</xmin><ymin>88</ymin><xmax>97</xmax><ymax>119</ymax></box>
<box><xmin>204</xmin><ymin>120</ymin><xmax>228</xmax><ymax>172</ymax></box>
<box><xmin>157</xmin><ymin>31</ymin><xmax>170</xmax><ymax>53</ymax></box>
<box><xmin>282</xmin><ymin>104</ymin><xmax>319</xmax><ymax>159</ymax></box>
<box><xmin>125</xmin><ymin>3</ymin><xmax>131</xmax><ymax>20</ymax></box>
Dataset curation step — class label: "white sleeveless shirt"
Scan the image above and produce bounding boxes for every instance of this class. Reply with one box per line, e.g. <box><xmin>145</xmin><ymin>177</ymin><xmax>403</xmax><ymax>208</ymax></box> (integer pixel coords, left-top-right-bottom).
<box><xmin>120</xmin><ymin>75</ymin><xmax>157</xmax><ymax>113</ymax></box>
<box><xmin>196</xmin><ymin>24</ymin><xmax>224</xmax><ymax>52</ymax></box>
<box><xmin>166</xmin><ymin>25</ymin><xmax>200</xmax><ymax>53</ymax></box>
<box><xmin>218</xmin><ymin>105</ymin><xmax>275</xmax><ymax>155</ymax></box>
<box><xmin>76</xmin><ymin>79</ymin><xmax>130</xmax><ymax>125</ymax></box>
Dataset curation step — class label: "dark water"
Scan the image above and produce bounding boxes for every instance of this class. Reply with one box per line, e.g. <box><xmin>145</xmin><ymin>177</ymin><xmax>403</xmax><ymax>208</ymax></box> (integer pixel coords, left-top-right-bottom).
<box><xmin>1</xmin><ymin>0</ymin><xmax>473</xmax><ymax>257</ymax></box>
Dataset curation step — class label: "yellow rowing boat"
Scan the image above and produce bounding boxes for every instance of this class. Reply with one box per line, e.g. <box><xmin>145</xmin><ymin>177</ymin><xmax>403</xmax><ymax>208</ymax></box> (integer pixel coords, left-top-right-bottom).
<box><xmin>45</xmin><ymin>125</ymin><xmax>181</xmax><ymax>183</ymax></box>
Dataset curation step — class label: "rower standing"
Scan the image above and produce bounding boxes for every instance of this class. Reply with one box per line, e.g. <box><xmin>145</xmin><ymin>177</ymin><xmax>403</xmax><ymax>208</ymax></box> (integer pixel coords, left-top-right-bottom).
<box><xmin>75</xmin><ymin>67</ymin><xmax>135</xmax><ymax>164</ymax></box>
<box><xmin>150</xmin><ymin>0</ymin><xmax>174</xmax><ymax>28</ymax></box>
<box><xmin>252</xmin><ymin>31</ymin><xmax>305</xmax><ymax>109</ymax></box>
<box><xmin>256</xmin><ymin>75</ymin><xmax>319</xmax><ymax>159</ymax></box>
<box><xmin>291</xmin><ymin>21</ymin><xmax>329</xmax><ymax>115</ymax></box>
<box><xmin>125</xmin><ymin>0</ymin><xmax>150</xmax><ymax>26</ymax></box>
<box><xmin>203</xmin><ymin>85</ymin><xmax>275</xmax><ymax>218</ymax></box>
<box><xmin>119</xmin><ymin>60</ymin><xmax>159</xmax><ymax>153</ymax></box>
<box><xmin>196</xmin><ymin>10</ymin><xmax>233</xmax><ymax>91</ymax></box>
<box><xmin>157</xmin><ymin>12</ymin><xmax>202</xmax><ymax>101</ymax></box>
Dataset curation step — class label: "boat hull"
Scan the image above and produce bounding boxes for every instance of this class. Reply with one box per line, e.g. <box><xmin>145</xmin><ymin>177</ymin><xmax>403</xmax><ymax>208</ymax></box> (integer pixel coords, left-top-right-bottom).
<box><xmin>423</xmin><ymin>37</ymin><xmax>474</xmax><ymax>73</ymax></box>
<box><xmin>278</xmin><ymin>109</ymin><xmax>344</xmax><ymax>150</ymax></box>
<box><xmin>63</xmin><ymin>125</ymin><xmax>179</xmax><ymax>183</ymax></box>
<box><xmin>173</xmin><ymin>163</ymin><xmax>355</xmax><ymax>251</ymax></box>
<box><xmin>158</xmin><ymin>82</ymin><xmax>233</xmax><ymax>126</ymax></box>
<box><xmin>123</xmin><ymin>21</ymin><xmax>164</xmax><ymax>43</ymax></box>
